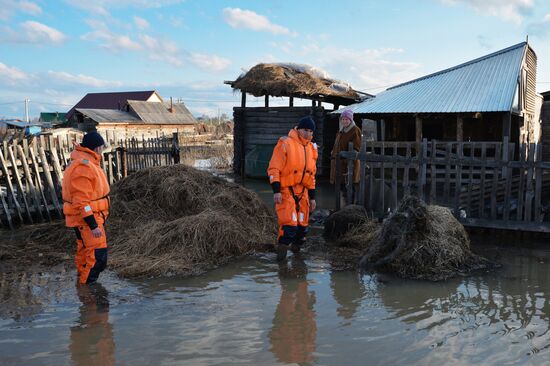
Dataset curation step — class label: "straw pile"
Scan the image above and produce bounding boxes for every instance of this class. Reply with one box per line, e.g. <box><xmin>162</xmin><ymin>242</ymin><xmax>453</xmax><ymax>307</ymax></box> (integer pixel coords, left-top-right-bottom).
<box><xmin>339</xmin><ymin>196</ymin><xmax>489</xmax><ymax>280</ymax></box>
<box><xmin>28</xmin><ymin>165</ymin><xmax>278</xmax><ymax>278</ymax></box>
<box><xmin>231</xmin><ymin>63</ymin><xmax>360</xmax><ymax>100</ymax></box>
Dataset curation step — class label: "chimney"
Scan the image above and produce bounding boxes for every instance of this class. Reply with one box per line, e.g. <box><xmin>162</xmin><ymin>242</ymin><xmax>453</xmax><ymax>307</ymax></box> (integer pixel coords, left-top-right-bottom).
<box><xmin>169</xmin><ymin>97</ymin><xmax>174</xmax><ymax>113</ymax></box>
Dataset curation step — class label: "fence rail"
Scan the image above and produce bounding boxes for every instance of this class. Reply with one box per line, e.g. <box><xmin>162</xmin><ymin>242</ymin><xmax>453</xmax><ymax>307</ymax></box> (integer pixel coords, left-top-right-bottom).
<box><xmin>0</xmin><ymin>133</ymin><xmax>179</xmax><ymax>229</ymax></box>
<box><xmin>336</xmin><ymin>137</ymin><xmax>550</xmax><ymax>233</ymax></box>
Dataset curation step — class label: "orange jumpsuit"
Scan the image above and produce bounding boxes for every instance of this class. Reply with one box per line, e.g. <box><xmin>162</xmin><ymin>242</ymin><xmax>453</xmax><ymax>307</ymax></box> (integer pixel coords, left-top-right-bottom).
<box><xmin>268</xmin><ymin>128</ymin><xmax>318</xmax><ymax>245</ymax></box>
<box><xmin>62</xmin><ymin>145</ymin><xmax>110</xmax><ymax>284</ymax></box>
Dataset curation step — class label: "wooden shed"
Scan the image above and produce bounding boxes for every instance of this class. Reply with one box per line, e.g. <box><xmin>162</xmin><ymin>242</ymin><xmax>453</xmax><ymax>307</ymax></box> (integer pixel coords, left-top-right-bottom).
<box><xmin>226</xmin><ymin>63</ymin><xmax>371</xmax><ymax>177</ymax></box>
<box><xmin>338</xmin><ymin>42</ymin><xmax>542</xmax><ymax>158</ymax></box>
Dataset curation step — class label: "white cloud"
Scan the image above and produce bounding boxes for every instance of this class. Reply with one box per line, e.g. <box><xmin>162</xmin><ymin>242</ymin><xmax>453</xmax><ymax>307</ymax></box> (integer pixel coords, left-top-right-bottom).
<box><xmin>223</xmin><ymin>8</ymin><xmax>296</xmax><ymax>36</ymax></box>
<box><xmin>1</xmin><ymin>21</ymin><xmax>67</xmax><ymax>44</ymax></box>
<box><xmin>189</xmin><ymin>53</ymin><xmax>231</xmax><ymax>72</ymax></box>
<box><xmin>140</xmin><ymin>34</ymin><xmax>183</xmax><ymax>67</ymax></box>
<box><xmin>544</xmin><ymin>13</ymin><xmax>550</xmax><ymax>22</ymax></box>
<box><xmin>82</xmin><ymin>20</ymin><xmax>141</xmax><ymax>51</ymax></box>
<box><xmin>21</xmin><ymin>21</ymin><xmax>67</xmax><ymax>43</ymax></box>
<box><xmin>0</xmin><ymin>62</ymin><xmax>29</xmax><ymax>84</ymax></box>
<box><xmin>134</xmin><ymin>16</ymin><xmax>149</xmax><ymax>29</ymax></box>
<box><xmin>47</xmin><ymin>71</ymin><xmax>121</xmax><ymax>88</ymax></box>
<box><xmin>18</xmin><ymin>1</ymin><xmax>42</xmax><ymax>15</ymax></box>
<box><xmin>440</xmin><ymin>0</ymin><xmax>534</xmax><ymax>24</ymax></box>
<box><xmin>64</xmin><ymin>0</ymin><xmax>184</xmax><ymax>16</ymax></box>
<box><xmin>296</xmin><ymin>45</ymin><xmax>420</xmax><ymax>92</ymax></box>
<box><xmin>0</xmin><ymin>0</ymin><xmax>41</xmax><ymax>20</ymax></box>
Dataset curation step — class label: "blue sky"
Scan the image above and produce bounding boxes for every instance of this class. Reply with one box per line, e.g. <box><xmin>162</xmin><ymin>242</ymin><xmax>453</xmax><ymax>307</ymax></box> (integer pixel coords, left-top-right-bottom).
<box><xmin>1</xmin><ymin>0</ymin><xmax>550</xmax><ymax>119</ymax></box>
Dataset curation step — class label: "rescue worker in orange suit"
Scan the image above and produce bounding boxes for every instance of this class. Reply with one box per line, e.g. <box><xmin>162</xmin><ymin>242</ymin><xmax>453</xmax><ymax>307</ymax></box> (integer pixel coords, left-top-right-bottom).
<box><xmin>268</xmin><ymin>116</ymin><xmax>318</xmax><ymax>261</ymax></box>
<box><xmin>62</xmin><ymin>131</ymin><xmax>110</xmax><ymax>284</ymax></box>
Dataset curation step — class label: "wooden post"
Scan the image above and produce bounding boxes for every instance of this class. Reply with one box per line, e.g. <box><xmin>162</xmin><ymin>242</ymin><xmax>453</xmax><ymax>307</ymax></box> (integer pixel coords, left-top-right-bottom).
<box><xmin>265</xmin><ymin>95</ymin><xmax>269</xmax><ymax>108</ymax></box>
<box><xmin>241</xmin><ymin>92</ymin><xmax>246</xmax><ymax>107</ymax></box>
<box><xmin>534</xmin><ymin>144</ymin><xmax>543</xmax><ymax>222</ymax></box>
<box><xmin>380</xmin><ymin>141</ymin><xmax>385</xmax><ymax>214</ymax></box>
<box><xmin>335</xmin><ymin>155</ymin><xmax>341</xmax><ymax>211</ymax></box>
<box><xmin>524</xmin><ymin>144</ymin><xmax>536</xmax><ymax>222</ymax></box>
<box><xmin>311</xmin><ymin>99</ymin><xmax>315</xmax><ymax>107</ymax></box>
<box><xmin>466</xmin><ymin>143</ymin><xmax>475</xmax><ymax>217</ymax></box>
<box><xmin>17</xmin><ymin>145</ymin><xmax>43</xmax><ymax>222</ymax></box>
<box><xmin>480</xmin><ymin>143</ymin><xmax>487</xmax><ymax>218</ymax></box>
<box><xmin>415</xmin><ymin>116</ymin><xmax>423</xmax><ymax>143</ymax></box>
<box><xmin>0</xmin><ymin>148</ymin><xmax>24</xmax><ymax>223</ymax></box>
<box><xmin>456</xmin><ymin>115</ymin><xmax>463</xmax><ymax>142</ymax></box>
<box><xmin>29</xmin><ymin>146</ymin><xmax>52</xmax><ymax>221</ymax></box>
<box><xmin>444</xmin><ymin>143</ymin><xmax>452</xmax><ymax>203</ymax></box>
<box><xmin>516</xmin><ymin>143</ymin><xmax>526</xmax><ymax>221</ymax></box>
<box><xmin>403</xmin><ymin>143</ymin><xmax>411</xmax><ymax>197</ymax></box>
<box><xmin>429</xmin><ymin>140</ymin><xmax>437</xmax><ymax>204</ymax></box>
<box><xmin>7</xmin><ymin>146</ymin><xmax>33</xmax><ymax>223</ymax></box>
<box><xmin>490</xmin><ymin>144</ymin><xmax>501</xmax><ymax>220</ymax></box>
<box><xmin>289</xmin><ymin>97</ymin><xmax>294</xmax><ymax>107</ymax></box>
<box><xmin>453</xmin><ymin>142</ymin><xmax>463</xmax><ymax>218</ymax></box>
<box><xmin>502</xmin><ymin>112</ymin><xmax>511</xmax><ymax>142</ymax></box>
<box><xmin>346</xmin><ymin>142</ymin><xmax>354</xmax><ymax>205</ymax></box>
<box><xmin>38</xmin><ymin>145</ymin><xmax>62</xmax><ymax>218</ymax></box>
<box><xmin>358</xmin><ymin>132</ymin><xmax>367</xmax><ymax>207</ymax></box>
<box><xmin>392</xmin><ymin>143</ymin><xmax>398</xmax><ymax>210</ymax></box>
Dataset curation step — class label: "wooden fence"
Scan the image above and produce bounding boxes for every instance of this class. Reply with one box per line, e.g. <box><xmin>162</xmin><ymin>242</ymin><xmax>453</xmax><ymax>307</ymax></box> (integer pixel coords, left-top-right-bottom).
<box><xmin>0</xmin><ymin>133</ymin><xmax>179</xmax><ymax>229</ymax></box>
<box><xmin>336</xmin><ymin>137</ymin><xmax>550</xmax><ymax>233</ymax></box>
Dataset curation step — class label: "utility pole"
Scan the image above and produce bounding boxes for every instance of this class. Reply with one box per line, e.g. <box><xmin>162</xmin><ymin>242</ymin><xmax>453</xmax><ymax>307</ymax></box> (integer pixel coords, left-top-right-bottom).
<box><xmin>24</xmin><ymin>98</ymin><xmax>30</xmax><ymax>123</ymax></box>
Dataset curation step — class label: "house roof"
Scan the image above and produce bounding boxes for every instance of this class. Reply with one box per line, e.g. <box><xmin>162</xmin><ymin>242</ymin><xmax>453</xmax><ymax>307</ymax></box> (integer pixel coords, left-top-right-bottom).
<box><xmin>128</xmin><ymin>100</ymin><xmax>196</xmax><ymax>124</ymax></box>
<box><xmin>338</xmin><ymin>42</ymin><xmax>528</xmax><ymax>115</ymax></box>
<box><xmin>542</xmin><ymin>90</ymin><xmax>550</xmax><ymax>101</ymax></box>
<box><xmin>67</xmin><ymin>90</ymin><xmax>160</xmax><ymax>120</ymax></box>
<box><xmin>76</xmin><ymin>109</ymin><xmax>141</xmax><ymax>123</ymax></box>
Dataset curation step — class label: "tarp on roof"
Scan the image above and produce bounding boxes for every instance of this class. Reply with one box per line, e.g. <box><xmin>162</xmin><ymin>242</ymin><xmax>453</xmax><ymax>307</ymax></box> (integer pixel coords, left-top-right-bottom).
<box><xmin>337</xmin><ymin>42</ymin><xmax>527</xmax><ymax>114</ymax></box>
<box><xmin>128</xmin><ymin>100</ymin><xmax>196</xmax><ymax>125</ymax></box>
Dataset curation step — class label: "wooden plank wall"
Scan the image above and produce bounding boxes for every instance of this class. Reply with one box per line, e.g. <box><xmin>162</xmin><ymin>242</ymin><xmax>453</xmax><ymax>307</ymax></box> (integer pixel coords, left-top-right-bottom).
<box><xmin>0</xmin><ymin>133</ymin><xmax>179</xmax><ymax>229</ymax></box>
<box><xmin>337</xmin><ymin>137</ymin><xmax>550</xmax><ymax>233</ymax></box>
<box><xmin>233</xmin><ymin>106</ymin><xmax>326</xmax><ymax>176</ymax></box>
<box><xmin>541</xmin><ymin>101</ymin><xmax>550</xmax><ymax>161</ymax></box>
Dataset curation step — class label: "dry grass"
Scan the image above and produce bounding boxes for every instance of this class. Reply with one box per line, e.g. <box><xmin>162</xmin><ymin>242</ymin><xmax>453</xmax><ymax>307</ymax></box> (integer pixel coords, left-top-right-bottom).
<box><xmin>27</xmin><ymin>165</ymin><xmax>277</xmax><ymax>278</ymax></box>
<box><xmin>232</xmin><ymin>63</ymin><xmax>360</xmax><ymax>100</ymax></box>
<box><xmin>338</xmin><ymin>196</ymin><xmax>490</xmax><ymax>281</ymax></box>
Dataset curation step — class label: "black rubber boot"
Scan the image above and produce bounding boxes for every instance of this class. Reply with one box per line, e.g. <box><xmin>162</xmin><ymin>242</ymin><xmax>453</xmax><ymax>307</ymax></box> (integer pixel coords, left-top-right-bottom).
<box><xmin>290</xmin><ymin>243</ymin><xmax>301</xmax><ymax>254</ymax></box>
<box><xmin>276</xmin><ymin>244</ymin><xmax>288</xmax><ymax>261</ymax></box>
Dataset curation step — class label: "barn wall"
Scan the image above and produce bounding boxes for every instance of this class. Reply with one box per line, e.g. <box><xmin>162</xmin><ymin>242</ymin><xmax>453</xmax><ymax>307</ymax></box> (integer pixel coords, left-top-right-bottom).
<box><xmin>233</xmin><ymin>106</ymin><xmax>327</xmax><ymax>177</ymax></box>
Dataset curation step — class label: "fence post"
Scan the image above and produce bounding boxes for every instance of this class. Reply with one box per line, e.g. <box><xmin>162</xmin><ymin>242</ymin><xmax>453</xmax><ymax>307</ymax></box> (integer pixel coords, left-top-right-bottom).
<box><xmin>453</xmin><ymin>142</ymin><xmax>463</xmax><ymax>218</ymax></box>
<box><xmin>358</xmin><ymin>133</ymin><xmax>367</xmax><ymax>208</ymax></box>
<box><xmin>346</xmin><ymin>142</ymin><xmax>354</xmax><ymax>205</ymax></box>
<box><xmin>335</xmin><ymin>154</ymin><xmax>341</xmax><ymax>211</ymax></box>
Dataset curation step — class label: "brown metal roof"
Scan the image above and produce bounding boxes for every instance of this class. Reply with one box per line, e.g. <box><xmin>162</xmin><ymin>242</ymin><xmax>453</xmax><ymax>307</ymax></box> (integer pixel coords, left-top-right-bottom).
<box><xmin>128</xmin><ymin>100</ymin><xmax>196</xmax><ymax>124</ymax></box>
<box><xmin>67</xmin><ymin>91</ymin><xmax>160</xmax><ymax>120</ymax></box>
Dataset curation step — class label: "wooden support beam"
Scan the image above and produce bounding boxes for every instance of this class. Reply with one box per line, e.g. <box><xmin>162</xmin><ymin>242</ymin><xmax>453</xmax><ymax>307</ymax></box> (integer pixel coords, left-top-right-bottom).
<box><xmin>502</xmin><ymin>112</ymin><xmax>511</xmax><ymax>141</ymax></box>
<box><xmin>415</xmin><ymin>116</ymin><xmax>423</xmax><ymax>143</ymax></box>
<box><xmin>289</xmin><ymin>97</ymin><xmax>293</xmax><ymax>107</ymax></box>
<box><xmin>241</xmin><ymin>92</ymin><xmax>246</xmax><ymax>107</ymax></box>
<box><xmin>264</xmin><ymin>95</ymin><xmax>269</xmax><ymax>107</ymax></box>
<box><xmin>456</xmin><ymin>115</ymin><xmax>463</xmax><ymax>142</ymax></box>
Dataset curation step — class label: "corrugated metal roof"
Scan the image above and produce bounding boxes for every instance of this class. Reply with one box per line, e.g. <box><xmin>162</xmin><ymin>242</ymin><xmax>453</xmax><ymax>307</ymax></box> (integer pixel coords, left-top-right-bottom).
<box><xmin>128</xmin><ymin>100</ymin><xmax>196</xmax><ymax>125</ymax></box>
<box><xmin>340</xmin><ymin>42</ymin><xmax>527</xmax><ymax>114</ymax></box>
<box><xmin>76</xmin><ymin>108</ymin><xmax>141</xmax><ymax>123</ymax></box>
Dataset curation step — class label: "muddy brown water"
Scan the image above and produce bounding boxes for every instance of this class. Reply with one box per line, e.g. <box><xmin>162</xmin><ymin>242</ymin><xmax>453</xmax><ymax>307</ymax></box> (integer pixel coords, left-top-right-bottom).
<box><xmin>2</xmin><ymin>178</ymin><xmax>550</xmax><ymax>365</ymax></box>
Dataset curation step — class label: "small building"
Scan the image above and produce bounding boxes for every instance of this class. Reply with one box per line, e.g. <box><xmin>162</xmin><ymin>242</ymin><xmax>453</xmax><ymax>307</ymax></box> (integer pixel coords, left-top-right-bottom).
<box><xmin>39</xmin><ymin>112</ymin><xmax>67</xmax><ymax>126</ymax></box>
<box><xmin>338</xmin><ymin>42</ymin><xmax>542</xmax><ymax>158</ymax></box>
<box><xmin>66</xmin><ymin>90</ymin><xmax>163</xmax><ymax>123</ymax></box>
<box><xmin>542</xmin><ymin>91</ymin><xmax>550</xmax><ymax>161</ymax></box>
<box><xmin>67</xmin><ymin>91</ymin><xmax>197</xmax><ymax>139</ymax></box>
<box><xmin>226</xmin><ymin>63</ymin><xmax>371</xmax><ymax>177</ymax></box>
<box><xmin>0</xmin><ymin>120</ymin><xmax>41</xmax><ymax>140</ymax></box>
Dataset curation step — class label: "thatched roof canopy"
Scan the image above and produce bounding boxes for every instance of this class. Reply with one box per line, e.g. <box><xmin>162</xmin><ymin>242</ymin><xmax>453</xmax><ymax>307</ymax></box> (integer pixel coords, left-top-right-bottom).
<box><xmin>227</xmin><ymin>63</ymin><xmax>370</xmax><ymax>106</ymax></box>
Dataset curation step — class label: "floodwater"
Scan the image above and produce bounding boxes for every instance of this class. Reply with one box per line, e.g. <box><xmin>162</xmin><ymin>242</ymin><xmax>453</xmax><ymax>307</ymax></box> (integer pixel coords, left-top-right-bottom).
<box><xmin>3</xmin><ymin>178</ymin><xmax>550</xmax><ymax>365</ymax></box>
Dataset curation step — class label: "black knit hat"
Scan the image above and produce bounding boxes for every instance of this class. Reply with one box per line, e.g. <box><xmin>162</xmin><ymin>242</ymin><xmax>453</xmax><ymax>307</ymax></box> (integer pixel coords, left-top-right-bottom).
<box><xmin>297</xmin><ymin>116</ymin><xmax>315</xmax><ymax>131</ymax></box>
<box><xmin>81</xmin><ymin>131</ymin><xmax>105</xmax><ymax>150</ymax></box>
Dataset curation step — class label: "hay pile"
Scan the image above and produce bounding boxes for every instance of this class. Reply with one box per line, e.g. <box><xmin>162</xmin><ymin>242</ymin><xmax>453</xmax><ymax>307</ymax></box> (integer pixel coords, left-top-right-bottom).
<box><xmin>231</xmin><ymin>63</ymin><xmax>360</xmax><ymax>100</ymax></box>
<box><xmin>29</xmin><ymin>165</ymin><xmax>277</xmax><ymax>278</ymax></box>
<box><xmin>323</xmin><ymin>205</ymin><xmax>369</xmax><ymax>242</ymax></box>
<box><xmin>340</xmin><ymin>196</ymin><xmax>489</xmax><ymax>280</ymax></box>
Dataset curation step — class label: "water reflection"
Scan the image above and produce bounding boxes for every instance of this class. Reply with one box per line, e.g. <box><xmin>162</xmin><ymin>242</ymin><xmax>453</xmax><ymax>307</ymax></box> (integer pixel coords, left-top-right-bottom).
<box><xmin>70</xmin><ymin>283</ymin><xmax>115</xmax><ymax>366</ymax></box>
<box><xmin>269</xmin><ymin>257</ymin><xmax>317</xmax><ymax>365</ymax></box>
<box><xmin>330</xmin><ymin>272</ymin><xmax>367</xmax><ymax>320</ymax></box>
